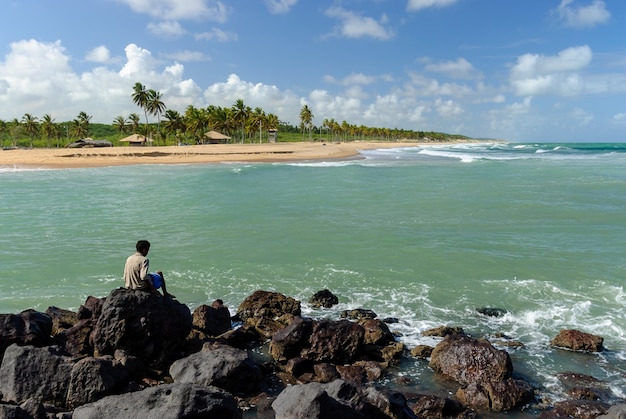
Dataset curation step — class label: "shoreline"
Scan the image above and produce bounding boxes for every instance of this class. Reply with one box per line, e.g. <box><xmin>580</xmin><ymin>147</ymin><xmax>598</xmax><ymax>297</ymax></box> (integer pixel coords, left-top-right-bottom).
<box><xmin>0</xmin><ymin>141</ymin><xmax>462</xmax><ymax>169</ymax></box>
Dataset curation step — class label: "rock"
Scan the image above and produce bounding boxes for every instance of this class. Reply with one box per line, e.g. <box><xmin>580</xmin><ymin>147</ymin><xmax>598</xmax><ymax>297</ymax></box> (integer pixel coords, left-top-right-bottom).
<box><xmin>235</xmin><ymin>290</ymin><xmax>301</xmax><ymax>323</ymax></box>
<box><xmin>597</xmin><ymin>404</ymin><xmax>626</xmax><ymax>419</ymax></box>
<box><xmin>551</xmin><ymin>329</ymin><xmax>604</xmax><ymax>352</ymax></box>
<box><xmin>336</xmin><ymin>361</ymin><xmax>384</xmax><ymax>385</ymax></box>
<box><xmin>61</xmin><ymin>319</ymin><xmax>94</xmax><ymax>357</ymax></box>
<box><xmin>71</xmin><ymin>383</ymin><xmax>241</xmax><ymax>419</ymax></box>
<box><xmin>409</xmin><ymin>394</ymin><xmax>465</xmax><ymax>418</ymax></box>
<box><xmin>215</xmin><ymin>324</ymin><xmax>261</xmax><ymax>350</ymax></box>
<box><xmin>313</xmin><ymin>363</ymin><xmax>340</xmax><ymax>383</ymax></box>
<box><xmin>19</xmin><ymin>398</ymin><xmax>46</xmax><ymax>419</ymax></box>
<box><xmin>0</xmin><ymin>310</ymin><xmax>52</xmax><ymax>360</ymax></box>
<box><xmin>410</xmin><ymin>345</ymin><xmax>433</xmax><ymax>358</ymax></box>
<box><xmin>340</xmin><ymin>309</ymin><xmax>377</xmax><ymax>320</ymax></box>
<box><xmin>309</xmin><ymin>289</ymin><xmax>339</xmax><ymax>308</ymax></box>
<box><xmin>429</xmin><ymin>335</ymin><xmax>512</xmax><ymax>386</ymax></box>
<box><xmin>272</xmin><ymin>381</ymin><xmax>364</xmax><ymax>419</ymax></box>
<box><xmin>169</xmin><ymin>342</ymin><xmax>262</xmax><ymax>396</ymax></box>
<box><xmin>0</xmin><ymin>344</ymin><xmax>73</xmax><ymax>406</ymax></box>
<box><xmin>421</xmin><ymin>325</ymin><xmax>465</xmax><ymax>337</ymax></box>
<box><xmin>66</xmin><ymin>356</ymin><xmax>130</xmax><ymax>408</ymax></box>
<box><xmin>305</xmin><ymin>320</ymin><xmax>365</xmax><ymax>364</ymax></box>
<box><xmin>360</xmin><ymin>319</ymin><xmax>395</xmax><ymax>346</ymax></box>
<box><xmin>92</xmin><ymin>288</ymin><xmax>192</xmax><ymax>369</ymax></box>
<box><xmin>358</xmin><ymin>386</ymin><xmax>418</xmax><ymax>419</ymax></box>
<box><xmin>77</xmin><ymin>296</ymin><xmax>104</xmax><ymax>321</ymax></box>
<box><xmin>455</xmin><ymin>378</ymin><xmax>534</xmax><ymax>412</ymax></box>
<box><xmin>191</xmin><ymin>302</ymin><xmax>231</xmax><ymax>337</ymax></box>
<box><xmin>45</xmin><ymin>307</ymin><xmax>78</xmax><ymax>336</ymax></box>
<box><xmin>476</xmin><ymin>307</ymin><xmax>508</xmax><ymax>317</ymax></box>
<box><xmin>539</xmin><ymin>400</ymin><xmax>610</xmax><ymax>419</ymax></box>
<box><xmin>269</xmin><ymin>316</ymin><xmax>314</xmax><ymax>362</ymax></box>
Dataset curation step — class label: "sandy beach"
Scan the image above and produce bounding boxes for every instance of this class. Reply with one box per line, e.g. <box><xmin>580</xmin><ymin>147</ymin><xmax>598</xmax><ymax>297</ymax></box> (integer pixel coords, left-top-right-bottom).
<box><xmin>0</xmin><ymin>141</ymin><xmax>435</xmax><ymax>169</ymax></box>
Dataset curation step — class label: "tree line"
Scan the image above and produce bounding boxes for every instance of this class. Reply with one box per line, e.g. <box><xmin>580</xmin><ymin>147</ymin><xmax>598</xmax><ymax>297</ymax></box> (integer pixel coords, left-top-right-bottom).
<box><xmin>0</xmin><ymin>82</ymin><xmax>468</xmax><ymax>148</ymax></box>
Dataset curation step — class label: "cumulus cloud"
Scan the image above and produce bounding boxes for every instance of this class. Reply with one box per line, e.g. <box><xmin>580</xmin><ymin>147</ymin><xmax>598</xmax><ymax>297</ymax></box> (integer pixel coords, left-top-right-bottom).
<box><xmin>116</xmin><ymin>0</ymin><xmax>230</xmax><ymax>22</ymax></box>
<box><xmin>324</xmin><ymin>72</ymin><xmax>377</xmax><ymax>86</ymax></box>
<box><xmin>556</xmin><ymin>0</ymin><xmax>610</xmax><ymax>28</ymax></box>
<box><xmin>325</xmin><ymin>7</ymin><xmax>395</xmax><ymax>40</ymax></box>
<box><xmin>264</xmin><ymin>0</ymin><xmax>298</xmax><ymax>14</ymax></box>
<box><xmin>85</xmin><ymin>46</ymin><xmax>111</xmax><ymax>63</ymax></box>
<box><xmin>407</xmin><ymin>0</ymin><xmax>459</xmax><ymax>12</ymax></box>
<box><xmin>147</xmin><ymin>20</ymin><xmax>187</xmax><ymax>37</ymax></box>
<box><xmin>510</xmin><ymin>45</ymin><xmax>592</xmax><ymax>96</ymax></box>
<box><xmin>195</xmin><ymin>28</ymin><xmax>238</xmax><ymax>42</ymax></box>
<box><xmin>163</xmin><ymin>50</ymin><xmax>210</xmax><ymax>62</ymax></box>
<box><xmin>424</xmin><ymin>57</ymin><xmax>482</xmax><ymax>80</ymax></box>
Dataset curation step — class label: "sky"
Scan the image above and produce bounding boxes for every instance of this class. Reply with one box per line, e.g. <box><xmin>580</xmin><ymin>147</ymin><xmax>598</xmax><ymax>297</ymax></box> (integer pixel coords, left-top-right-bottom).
<box><xmin>0</xmin><ymin>0</ymin><xmax>625</xmax><ymax>142</ymax></box>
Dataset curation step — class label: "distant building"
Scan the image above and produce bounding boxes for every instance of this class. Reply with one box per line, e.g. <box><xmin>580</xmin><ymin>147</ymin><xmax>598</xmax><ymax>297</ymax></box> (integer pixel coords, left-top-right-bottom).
<box><xmin>268</xmin><ymin>129</ymin><xmax>278</xmax><ymax>143</ymax></box>
<box><xmin>119</xmin><ymin>134</ymin><xmax>153</xmax><ymax>146</ymax></box>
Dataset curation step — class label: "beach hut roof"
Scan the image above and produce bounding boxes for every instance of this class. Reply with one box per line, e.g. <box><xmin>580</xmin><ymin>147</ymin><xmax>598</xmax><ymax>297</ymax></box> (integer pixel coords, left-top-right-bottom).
<box><xmin>205</xmin><ymin>130</ymin><xmax>231</xmax><ymax>140</ymax></box>
<box><xmin>119</xmin><ymin>134</ymin><xmax>153</xmax><ymax>143</ymax></box>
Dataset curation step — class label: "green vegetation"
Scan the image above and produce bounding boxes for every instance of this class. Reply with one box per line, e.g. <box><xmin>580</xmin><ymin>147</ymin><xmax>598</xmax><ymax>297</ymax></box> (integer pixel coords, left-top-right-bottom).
<box><xmin>0</xmin><ymin>83</ymin><xmax>471</xmax><ymax>149</ymax></box>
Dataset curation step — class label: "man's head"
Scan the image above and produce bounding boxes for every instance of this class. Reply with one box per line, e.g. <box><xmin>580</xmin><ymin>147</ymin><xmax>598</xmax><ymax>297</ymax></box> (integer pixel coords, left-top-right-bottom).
<box><xmin>136</xmin><ymin>240</ymin><xmax>151</xmax><ymax>255</ymax></box>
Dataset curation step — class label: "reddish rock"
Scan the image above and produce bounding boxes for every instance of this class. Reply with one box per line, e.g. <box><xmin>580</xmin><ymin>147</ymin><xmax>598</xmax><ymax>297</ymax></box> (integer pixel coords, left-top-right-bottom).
<box><xmin>551</xmin><ymin>329</ymin><xmax>604</xmax><ymax>352</ymax></box>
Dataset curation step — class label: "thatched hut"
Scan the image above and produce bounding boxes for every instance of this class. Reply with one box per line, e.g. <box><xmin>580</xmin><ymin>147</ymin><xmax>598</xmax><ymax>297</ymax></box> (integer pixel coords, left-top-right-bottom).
<box><xmin>119</xmin><ymin>134</ymin><xmax>153</xmax><ymax>147</ymax></box>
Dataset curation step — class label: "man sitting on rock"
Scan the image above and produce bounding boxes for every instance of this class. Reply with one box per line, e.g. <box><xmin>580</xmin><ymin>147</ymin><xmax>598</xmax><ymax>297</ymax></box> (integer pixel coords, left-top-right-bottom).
<box><xmin>124</xmin><ymin>240</ymin><xmax>175</xmax><ymax>298</ymax></box>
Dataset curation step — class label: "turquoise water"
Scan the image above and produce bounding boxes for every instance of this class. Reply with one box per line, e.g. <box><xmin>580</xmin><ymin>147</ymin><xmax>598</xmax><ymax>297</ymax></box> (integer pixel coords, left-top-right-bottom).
<box><xmin>1</xmin><ymin>142</ymin><xmax>625</xmax><ymax>410</ymax></box>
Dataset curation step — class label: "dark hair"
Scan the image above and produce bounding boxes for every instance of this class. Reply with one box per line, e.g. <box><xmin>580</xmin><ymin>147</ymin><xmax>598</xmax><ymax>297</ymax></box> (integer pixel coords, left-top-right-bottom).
<box><xmin>136</xmin><ymin>240</ymin><xmax>151</xmax><ymax>252</ymax></box>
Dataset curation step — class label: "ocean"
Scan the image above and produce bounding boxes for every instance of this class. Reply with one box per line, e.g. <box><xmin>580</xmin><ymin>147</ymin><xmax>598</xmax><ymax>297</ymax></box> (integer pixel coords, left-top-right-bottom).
<box><xmin>1</xmin><ymin>142</ymin><xmax>625</xmax><ymax>414</ymax></box>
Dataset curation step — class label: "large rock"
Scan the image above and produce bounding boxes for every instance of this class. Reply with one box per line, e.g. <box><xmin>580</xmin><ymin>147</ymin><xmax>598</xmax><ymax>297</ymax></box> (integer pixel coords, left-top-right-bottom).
<box><xmin>539</xmin><ymin>400</ymin><xmax>610</xmax><ymax>419</ymax></box>
<box><xmin>305</xmin><ymin>320</ymin><xmax>365</xmax><ymax>364</ymax></box>
<box><xmin>269</xmin><ymin>316</ymin><xmax>314</xmax><ymax>362</ymax></box>
<box><xmin>597</xmin><ymin>404</ymin><xmax>626</xmax><ymax>419</ymax></box>
<box><xmin>0</xmin><ymin>344</ymin><xmax>73</xmax><ymax>406</ymax></box>
<box><xmin>72</xmin><ymin>383</ymin><xmax>241</xmax><ymax>419</ymax></box>
<box><xmin>235</xmin><ymin>290</ymin><xmax>301</xmax><ymax>322</ymax></box>
<box><xmin>61</xmin><ymin>319</ymin><xmax>95</xmax><ymax>357</ymax></box>
<box><xmin>92</xmin><ymin>288</ymin><xmax>192</xmax><ymax>369</ymax></box>
<box><xmin>191</xmin><ymin>300</ymin><xmax>231</xmax><ymax>337</ymax></box>
<box><xmin>455</xmin><ymin>378</ymin><xmax>534</xmax><ymax>411</ymax></box>
<box><xmin>0</xmin><ymin>310</ymin><xmax>52</xmax><ymax>360</ymax></box>
<box><xmin>45</xmin><ymin>306</ymin><xmax>79</xmax><ymax>336</ymax></box>
<box><xmin>66</xmin><ymin>356</ymin><xmax>130</xmax><ymax>408</ymax></box>
<box><xmin>429</xmin><ymin>335</ymin><xmax>512</xmax><ymax>386</ymax></box>
<box><xmin>551</xmin><ymin>329</ymin><xmax>604</xmax><ymax>352</ymax></box>
<box><xmin>169</xmin><ymin>342</ymin><xmax>262</xmax><ymax>396</ymax></box>
<box><xmin>309</xmin><ymin>289</ymin><xmax>339</xmax><ymax>308</ymax></box>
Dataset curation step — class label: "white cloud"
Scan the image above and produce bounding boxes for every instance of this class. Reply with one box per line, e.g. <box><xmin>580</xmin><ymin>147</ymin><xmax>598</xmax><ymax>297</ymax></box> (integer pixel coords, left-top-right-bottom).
<box><xmin>424</xmin><ymin>57</ymin><xmax>482</xmax><ymax>80</ymax></box>
<box><xmin>147</xmin><ymin>20</ymin><xmax>186</xmax><ymax>38</ymax></box>
<box><xmin>264</xmin><ymin>0</ymin><xmax>298</xmax><ymax>14</ymax></box>
<box><xmin>556</xmin><ymin>0</ymin><xmax>610</xmax><ymax>28</ymax></box>
<box><xmin>324</xmin><ymin>72</ymin><xmax>377</xmax><ymax>86</ymax></box>
<box><xmin>116</xmin><ymin>0</ymin><xmax>230</xmax><ymax>22</ymax></box>
<box><xmin>85</xmin><ymin>46</ymin><xmax>111</xmax><ymax>63</ymax></box>
<box><xmin>163</xmin><ymin>50</ymin><xmax>210</xmax><ymax>62</ymax></box>
<box><xmin>325</xmin><ymin>7</ymin><xmax>395</xmax><ymax>40</ymax></box>
<box><xmin>435</xmin><ymin>98</ymin><xmax>464</xmax><ymax>118</ymax></box>
<box><xmin>407</xmin><ymin>0</ymin><xmax>458</xmax><ymax>12</ymax></box>
<box><xmin>195</xmin><ymin>28</ymin><xmax>238</xmax><ymax>42</ymax></box>
<box><xmin>571</xmin><ymin>107</ymin><xmax>593</xmax><ymax>126</ymax></box>
<box><xmin>510</xmin><ymin>45</ymin><xmax>592</xmax><ymax>96</ymax></box>
<box><xmin>613</xmin><ymin>113</ymin><xmax>626</xmax><ymax>122</ymax></box>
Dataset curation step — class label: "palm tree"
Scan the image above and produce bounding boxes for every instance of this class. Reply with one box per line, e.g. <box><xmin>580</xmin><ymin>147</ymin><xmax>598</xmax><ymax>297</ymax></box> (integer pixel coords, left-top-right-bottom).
<box><xmin>21</xmin><ymin>113</ymin><xmax>39</xmax><ymax>148</ymax></box>
<box><xmin>163</xmin><ymin>109</ymin><xmax>186</xmax><ymax>144</ymax></box>
<box><xmin>0</xmin><ymin>119</ymin><xmax>7</xmax><ymax>148</ymax></box>
<box><xmin>231</xmin><ymin>99</ymin><xmax>249</xmax><ymax>143</ymax></box>
<box><xmin>131</xmin><ymin>82</ymin><xmax>150</xmax><ymax>136</ymax></box>
<box><xmin>249</xmin><ymin>107</ymin><xmax>266</xmax><ymax>143</ymax></box>
<box><xmin>129</xmin><ymin>113</ymin><xmax>141</xmax><ymax>134</ymax></box>
<box><xmin>147</xmin><ymin>89</ymin><xmax>166</xmax><ymax>145</ymax></box>
<box><xmin>299</xmin><ymin>105</ymin><xmax>313</xmax><ymax>141</ymax></box>
<box><xmin>41</xmin><ymin>114</ymin><xmax>56</xmax><ymax>148</ymax></box>
<box><xmin>112</xmin><ymin>115</ymin><xmax>128</xmax><ymax>134</ymax></box>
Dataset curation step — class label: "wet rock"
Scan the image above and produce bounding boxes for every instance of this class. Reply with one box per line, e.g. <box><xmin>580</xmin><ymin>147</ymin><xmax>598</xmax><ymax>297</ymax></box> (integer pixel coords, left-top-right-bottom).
<box><xmin>336</xmin><ymin>361</ymin><xmax>384</xmax><ymax>385</ymax></box>
<box><xmin>269</xmin><ymin>316</ymin><xmax>314</xmax><ymax>362</ymax></box>
<box><xmin>313</xmin><ymin>363</ymin><xmax>340</xmax><ymax>383</ymax></box>
<box><xmin>305</xmin><ymin>319</ymin><xmax>365</xmax><ymax>364</ymax></box>
<box><xmin>234</xmin><ymin>290</ymin><xmax>301</xmax><ymax>323</ymax></box>
<box><xmin>551</xmin><ymin>329</ymin><xmax>604</xmax><ymax>352</ymax></box>
<box><xmin>539</xmin><ymin>399</ymin><xmax>610</xmax><ymax>419</ymax></box>
<box><xmin>476</xmin><ymin>307</ymin><xmax>508</xmax><ymax>317</ymax></box>
<box><xmin>422</xmin><ymin>325</ymin><xmax>465</xmax><ymax>337</ymax></box>
<box><xmin>410</xmin><ymin>345</ymin><xmax>433</xmax><ymax>358</ymax></box>
<box><xmin>92</xmin><ymin>288</ymin><xmax>192</xmax><ymax>369</ymax></box>
<box><xmin>429</xmin><ymin>335</ymin><xmax>512</xmax><ymax>386</ymax></box>
<box><xmin>455</xmin><ymin>378</ymin><xmax>534</xmax><ymax>411</ymax></box>
<box><xmin>408</xmin><ymin>394</ymin><xmax>465</xmax><ymax>418</ymax></box>
<box><xmin>72</xmin><ymin>383</ymin><xmax>241</xmax><ymax>419</ymax></box>
<box><xmin>360</xmin><ymin>319</ymin><xmax>395</xmax><ymax>346</ymax></box>
<box><xmin>340</xmin><ymin>309</ymin><xmax>377</xmax><ymax>320</ymax></box>
<box><xmin>309</xmin><ymin>289</ymin><xmax>340</xmax><ymax>308</ymax></box>
<box><xmin>597</xmin><ymin>404</ymin><xmax>626</xmax><ymax>419</ymax></box>
<box><xmin>169</xmin><ymin>342</ymin><xmax>262</xmax><ymax>396</ymax></box>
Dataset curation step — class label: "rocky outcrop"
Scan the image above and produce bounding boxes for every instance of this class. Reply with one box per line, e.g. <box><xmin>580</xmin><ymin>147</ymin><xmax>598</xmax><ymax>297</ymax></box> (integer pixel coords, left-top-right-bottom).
<box><xmin>0</xmin><ymin>310</ymin><xmax>52</xmax><ymax>360</ymax></box>
<box><xmin>72</xmin><ymin>383</ymin><xmax>241</xmax><ymax>419</ymax></box>
<box><xmin>551</xmin><ymin>329</ymin><xmax>604</xmax><ymax>352</ymax></box>
<box><xmin>46</xmin><ymin>306</ymin><xmax>79</xmax><ymax>336</ymax></box>
<box><xmin>234</xmin><ymin>290</ymin><xmax>301</xmax><ymax>323</ymax></box>
<box><xmin>170</xmin><ymin>342</ymin><xmax>262</xmax><ymax>396</ymax></box>
<box><xmin>92</xmin><ymin>288</ymin><xmax>192</xmax><ymax>369</ymax></box>
<box><xmin>191</xmin><ymin>300</ymin><xmax>232</xmax><ymax>337</ymax></box>
<box><xmin>309</xmin><ymin>289</ymin><xmax>339</xmax><ymax>308</ymax></box>
<box><xmin>429</xmin><ymin>335</ymin><xmax>533</xmax><ymax>412</ymax></box>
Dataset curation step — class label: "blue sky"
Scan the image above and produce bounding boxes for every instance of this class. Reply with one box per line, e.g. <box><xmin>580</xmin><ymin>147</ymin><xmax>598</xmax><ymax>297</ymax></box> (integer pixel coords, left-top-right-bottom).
<box><xmin>0</xmin><ymin>0</ymin><xmax>624</xmax><ymax>142</ymax></box>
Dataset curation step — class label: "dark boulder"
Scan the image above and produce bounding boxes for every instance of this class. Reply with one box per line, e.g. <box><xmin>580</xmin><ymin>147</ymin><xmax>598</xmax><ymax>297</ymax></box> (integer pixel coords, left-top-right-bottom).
<box><xmin>66</xmin><ymin>356</ymin><xmax>130</xmax><ymax>408</ymax></box>
<box><xmin>71</xmin><ymin>383</ymin><xmax>241</xmax><ymax>419</ymax></box>
<box><xmin>360</xmin><ymin>319</ymin><xmax>395</xmax><ymax>346</ymax></box>
<box><xmin>92</xmin><ymin>288</ymin><xmax>192</xmax><ymax>369</ymax></box>
<box><xmin>269</xmin><ymin>316</ymin><xmax>314</xmax><ymax>362</ymax></box>
<box><xmin>455</xmin><ymin>378</ymin><xmax>534</xmax><ymax>411</ymax></box>
<box><xmin>45</xmin><ymin>307</ymin><xmax>78</xmax><ymax>336</ymax></box>
<box><xmin>340</xmin><ymin>309</ymin><xmax>377</xmax><ymax>320</ymax></box>
<box><xmin>0</xmin><ymin>344</ymin><xmax>73</xmax><ymax>406</ymax></box>
<box><xmin>476</xmin><ymin>307</ymin><xmax>508</xmax><ymax>317</ymax></box>
<box><xmin>551</xmin><ymin>329</ymin><xmax>604</xmax><ymax>352</ymax></box>
<box><xmin>0</xmin><ymin>310</ymin><xmax>52</xmax><ymax>360</ymax></box>
<box><xmin>77</xmin><ymin>296</ymin><xmax>104</xmax><ymax>321</ymax></box>
<box><xmin>410</xmin><ymin>345</ymin><xmax>433</xmax><ymax>358</ymax></box>
<box><xmin>539</xmin><ymin>400</ymin><xmax>610</xmax><ymax>419</ymax></box>
<box><xmin>60</xmin><ymin>319</ymin><xmax>94</xmax><ymax>357</ymax></box>
<box><xmin>309</xmin><ymin>289</ymin><xmax>339</xmax><ymax>308</ymax></box>
<box><xmin>422</xmin><ymin>325</ymin><xmax>465</xmax><ymax>337</ymax></box>
<box><xmin>429</xmin><ymin>335</ymin><xmax>512</xmax><ymax>386</ymax></box>
<box><xmin>305</xmin><ymin>319</ymin><xmax>365</xmax><ymax>364</ymax></box>
<box><xmin>272</xmin><ymin>381</ymin><xmax>365</xmax><ymax>418</ymax></box>
<box><xmin>408</xmin><ymin>394</ymin><xmax>465</xmax><ymax>418</ymax></box>
<box><xmin>234</xmin><ymin>290</ymin><xmax>301</xmax><ymax>323</ymax></box>
<box><xmin>598</xmin><ymin>404</ymin><xmax>626</xmax><ymax>419</ymax></box>
<box><xmin>169</xmin><ymin>342</ymin><xmax>262</xmax><ymax>396</ymax></box>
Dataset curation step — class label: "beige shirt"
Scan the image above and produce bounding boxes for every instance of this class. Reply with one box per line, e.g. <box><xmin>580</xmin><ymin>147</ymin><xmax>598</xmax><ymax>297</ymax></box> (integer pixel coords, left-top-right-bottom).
<box><xmin>124</xmin><ymin>252</ymin><xmax>150</xmax><ymax>290</ymax></box>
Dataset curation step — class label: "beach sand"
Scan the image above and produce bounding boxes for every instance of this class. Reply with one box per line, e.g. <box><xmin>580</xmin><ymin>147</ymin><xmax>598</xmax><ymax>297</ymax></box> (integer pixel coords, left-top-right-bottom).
<box><xmin>0</xmin><ymin>141</ymin><xmax>437</xmax><ymax>169</ymax></box>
